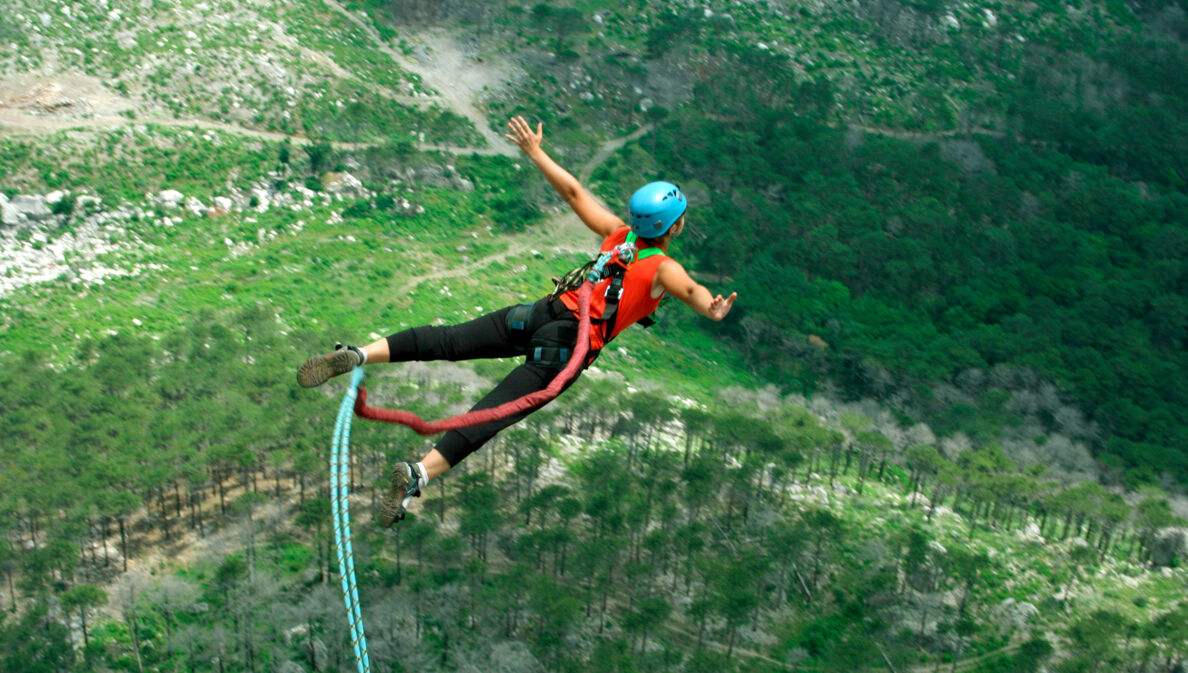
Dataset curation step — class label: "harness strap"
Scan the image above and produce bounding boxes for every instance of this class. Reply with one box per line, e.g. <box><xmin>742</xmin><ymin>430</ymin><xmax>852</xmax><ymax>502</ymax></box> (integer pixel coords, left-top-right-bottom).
<box><xmin>506</xmin><ymin>303</ymin><xmax>533</xmax><ymax>344</ymax></box>
<box><xmin>595</xmin><ymin>232</ymin><xmax>666</xmax><ymax>341</ymax></box>
<box><xmin>529</xmin><ymin>346</ymin><xmax>571</xmax><ymax>366</ymax></box>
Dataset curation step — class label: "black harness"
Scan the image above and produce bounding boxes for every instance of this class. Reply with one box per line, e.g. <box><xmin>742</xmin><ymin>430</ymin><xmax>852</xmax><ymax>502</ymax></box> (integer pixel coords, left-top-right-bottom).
<box><xmin>512</xmin><ymin>232</ymin><xmax>667</xmax><ymax>366</ymax></box>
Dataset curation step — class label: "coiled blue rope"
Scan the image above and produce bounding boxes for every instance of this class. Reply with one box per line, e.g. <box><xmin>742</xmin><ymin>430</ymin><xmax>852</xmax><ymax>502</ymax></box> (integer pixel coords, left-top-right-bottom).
<box><xmin>331</xmin><ymin>367</ymin><xmax>370</xmax><ymax>673</ymax></box>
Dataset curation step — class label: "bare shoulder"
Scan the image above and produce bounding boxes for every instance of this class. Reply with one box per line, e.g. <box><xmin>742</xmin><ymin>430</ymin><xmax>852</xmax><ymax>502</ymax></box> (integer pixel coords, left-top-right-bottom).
<box><xmin>656</xmin><ymin>257</ymin><xmax>689</xmax><ymax>277</ymax></box>
<box><xmin>656</xmin><ymin>257</ymin><xmax>695</xmax><ymax>294</ymax></box>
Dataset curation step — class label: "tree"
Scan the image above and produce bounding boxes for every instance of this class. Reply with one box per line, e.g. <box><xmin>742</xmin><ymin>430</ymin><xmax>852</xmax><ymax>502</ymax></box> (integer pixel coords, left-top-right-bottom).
<box><xmin>147</xmin><ymin>575</ymin><xmax>199</xmax><ymax>660</ymax></box>
<box><xmin>295</xmin><ymin>497</ymin><xmax>331</xmax><ymax>583</ymax></box>
<box><xmin>306</xmin><ymin>140</ymin><xmax>333</xmax><ymax>175</ymax></box>
<box><xmin>942</xmin><ymin>547</ymin><xmax>993</xmax><ymax>618</ymax></box>
<box><xmin>803</xmin><ymin>508</ymin><xmax>843</xmax><ymax>589</ymax></box>
<box><xmin>905</xmin><ymin>444</ymin><xmax>943</xmax><ymax>505</ymax></box>
<box><xmin>529</xmin><ymin>574</ymin><xmax>581</xmax><ymax>666</ymax></box>
<box><xmin>1132</xmin><ymin>495</ymin><xmax>1177</xmax><ymax>562</ymax></box>
<box><xmin>531</xmin><ymin>5</ymin><xmax>584</xmax><ymax>54</ymax></box>
<box><xmin>459</xmin><ymin>471</ymin><xmax>500</xmax><ymax>562</ymax></box>
<box><xmin>60</xmin><ymin>583</ymin><xmax>106</xmax><ymax>660</ymax></box>
<box><xmin>1147</xmin><ymin>603</ymin><xmax>1188</xmax><ymax>671</ymax></box>
<box><xmin>854</xmin><ymin>429</ymin><xmax>893</xmax><ymax>493</ymax></box>
<box><xmin>0</xmin><ymin>601</ymin><xmax>74</xmax><ymax>672</ymax></box>
<box><xmin>622</xmin><ymin>595</ymin><xmax>672</xmax><ymax>654</ymax></box>
<box><xmin>705</xmin><ymin>557</ymin><xmax>759</xmax><ymax>659</ymax></box>
<box><xmin>1063</xmin><ymin>609</ymin><xmax>1126</xmax><ymax>673</ymax></box>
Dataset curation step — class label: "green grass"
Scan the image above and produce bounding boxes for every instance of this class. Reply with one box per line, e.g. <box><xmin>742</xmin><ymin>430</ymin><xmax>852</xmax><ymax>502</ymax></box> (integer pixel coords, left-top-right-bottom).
<box><xmin>1</xmin><ymin>128</ymin><xmax>751</xmax><ymax>409</ymax></box>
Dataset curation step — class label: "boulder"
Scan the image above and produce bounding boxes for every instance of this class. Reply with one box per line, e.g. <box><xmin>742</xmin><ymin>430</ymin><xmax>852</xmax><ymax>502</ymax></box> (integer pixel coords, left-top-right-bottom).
<box><xmin>992</xmin><ymin>598</ymin><xmax>1039</xmax><ymax>633</ymax></box>
<box><xmin>410</xmin><ymin>164</ymin><xmax>474</xmax><ymax>192</ymax></box>
<box><xmin>158</xmin><ymin>189</ymin><xmax>184</xmax><ymax>207</ymax></box>
<box><xmin>77</xmin><ymin>195</ymin><xmax>102</xmax><ymax>210</ymax></box>
<box><xmin>8</xmin><ymin>194</ymin><xmax>52</xmax><ymax>222</ymax></box>
<box><xmin>0</xmin><ymin>194</ymin><xmax>15</xmax><ymax>226</ymax></box>
<box><xmin>184</xmin><ymin>197</ymin><xmax>206</xmax><ymax>216</ymax></box>
<box><xmin>1151</xmin><ymin>527</ymin><xmax>1188</xmax><ymax>568</ymax></box>
<box><xmin>321</xmin><ymin>171</ymin><xmax>366</xmax><ymax>196</ymax></box>
<box><xmin>283</xmin><ymin>623</ymin><xmax>309</xmax><ymax>645</ymax></box>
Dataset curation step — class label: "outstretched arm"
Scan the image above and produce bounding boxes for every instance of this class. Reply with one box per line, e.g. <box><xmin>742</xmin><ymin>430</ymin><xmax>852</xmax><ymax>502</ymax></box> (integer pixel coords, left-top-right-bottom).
<box><xmin>505</xmin><ymin>115</ymin><xmax>624</xmax><ymax>239</ymax></box>
<box><xmin>655</xmin><ymin>259</ymin><xmax>737</xmax><ymax>321</ymax></box>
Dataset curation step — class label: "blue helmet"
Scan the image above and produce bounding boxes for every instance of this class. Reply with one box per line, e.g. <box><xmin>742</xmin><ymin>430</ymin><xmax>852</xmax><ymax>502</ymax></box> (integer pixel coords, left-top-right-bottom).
<box><xmin>628</xmin><ymin>181</ymin><xmax>687</xmax><ymax>238</ymax></box>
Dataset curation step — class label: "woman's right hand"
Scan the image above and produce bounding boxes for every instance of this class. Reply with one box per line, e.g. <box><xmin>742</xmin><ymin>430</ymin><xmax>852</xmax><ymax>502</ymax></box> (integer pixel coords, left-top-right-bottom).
<box><xmin>505</xmin><ymin>115</ymin><xmax>543</xmax><ymax>155</ymax></box>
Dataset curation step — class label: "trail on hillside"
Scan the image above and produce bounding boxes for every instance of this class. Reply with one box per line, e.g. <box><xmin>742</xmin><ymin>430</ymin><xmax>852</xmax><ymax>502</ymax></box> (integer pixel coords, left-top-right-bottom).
<box><xmin>578</xmin><ymin>124</ymin><xmax>652</xmax><ymax>185</ymax></box>
<box><xmin>320</xmin><ymin>0</ymin><xmax>519</xmax><ymax>157</ymax></box>
<box><xmin>0</xmin><ymin>105</ymin><xmax>503</xmax><ymax>156</ymax></box>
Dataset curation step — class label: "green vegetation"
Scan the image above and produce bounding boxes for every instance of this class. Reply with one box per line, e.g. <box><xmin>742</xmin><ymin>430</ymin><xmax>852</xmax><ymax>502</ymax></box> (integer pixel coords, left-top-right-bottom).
<box><xmin>2</xmin><ymin>0</ymin><xmax>1187</xmax><ymax>671</ymax></box>
<box><xmin>0</xmin><ymin>310</ymin><xmax>1184</xmax><ymax>672</ymax></box>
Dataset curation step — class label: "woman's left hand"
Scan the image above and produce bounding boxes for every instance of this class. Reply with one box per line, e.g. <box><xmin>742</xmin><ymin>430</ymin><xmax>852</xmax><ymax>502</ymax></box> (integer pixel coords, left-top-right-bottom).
<box><xmin>708</xmin><ymin>292</ymin><xmax>738</xmax><ymax>321</ymax></box>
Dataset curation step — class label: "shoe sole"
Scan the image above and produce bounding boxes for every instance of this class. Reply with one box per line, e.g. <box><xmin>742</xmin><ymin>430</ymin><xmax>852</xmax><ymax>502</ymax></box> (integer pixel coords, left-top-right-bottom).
<box><xmin>379</xmin><ymin>464</ymin><xmax>412</xmax><ymax>528</ymax></box>
<box><xmin>297</xmin><ymin>349</ymin><xmax>357</xmax><ymax>388</ymax></box>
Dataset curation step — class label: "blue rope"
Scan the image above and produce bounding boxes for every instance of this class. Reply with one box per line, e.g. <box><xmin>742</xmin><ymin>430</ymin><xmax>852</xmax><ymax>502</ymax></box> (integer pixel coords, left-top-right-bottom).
<box><xmin>331</xmin><ymin>367</ymin><xmax>371</xmax><ymax>673</ymax></box>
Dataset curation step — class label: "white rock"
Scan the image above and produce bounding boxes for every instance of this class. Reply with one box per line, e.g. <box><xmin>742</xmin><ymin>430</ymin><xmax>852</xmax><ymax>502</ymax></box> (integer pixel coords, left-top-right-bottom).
<box><xmin>928</xmin><ymin>540</ymin><xmax>948</xmax><ymax>554</ymax></box>
<box><xmin>992</xmin><ymin>598</ymin><xmax>1038</xmax><ymax>631</ymax></box>
<box><xmin>1017</xmin><ymin>522</ymin><xmax>1043</xmax><ymax>541</ymax></box>
<box><xmin>251</xmin><ymin>188</ymin><xmax>270</xmax><ymax>212</ymax></box>
<box><xmin>1</xmin><ymin>200</ymin><xmax>18</xmax><ymax>226</ymax></box>
<box><xmin>10</xmin><ymin>195</ymin><xmax>51</xmax><ymax>221</ymax></box>
<box><xmin>321</xmin><ymin>171</ymin><xmax>365</xmax><ymax>195</ymax></box>
<box><xmin>159</xmin><ymin>189</ymin><xmax>184</xmax><ymax>207</ymax></box>
<box><xmin>184</xmin><ymin>197</ymin><xmax>206</xmax><ymax>216</ymax></box>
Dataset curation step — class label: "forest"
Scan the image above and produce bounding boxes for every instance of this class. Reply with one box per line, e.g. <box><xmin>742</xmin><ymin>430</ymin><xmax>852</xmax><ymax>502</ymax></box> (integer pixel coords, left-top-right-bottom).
<box><xmin>1</xmin><ymin>0</ymin><xmax>1187</xmax><ymax>671</ymax></box>
<box><xmin>576</xmin><ymin>8</ymin><xmax>1188</xmax><ymax>489</ymax></box>
<box><xmin>1</xmin><ymin>308</ymin><xmax>1186</xmax><ymax>672</ymax></box>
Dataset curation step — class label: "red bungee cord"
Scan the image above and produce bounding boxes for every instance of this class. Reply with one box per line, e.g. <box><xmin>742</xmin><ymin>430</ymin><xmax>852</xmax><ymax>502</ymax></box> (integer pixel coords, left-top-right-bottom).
<box><xmin>353</xmin><ymin>281</ymin><xmax>593</xmax><ymax>433</ymax></box>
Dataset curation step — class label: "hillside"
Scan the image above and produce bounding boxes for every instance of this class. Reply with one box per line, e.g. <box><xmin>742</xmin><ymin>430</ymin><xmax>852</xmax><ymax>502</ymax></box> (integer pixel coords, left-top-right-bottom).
<box><xmin>1</xmin><ymin>0</ymin><xmax>1187</xmax><ymax>672</ymax></box>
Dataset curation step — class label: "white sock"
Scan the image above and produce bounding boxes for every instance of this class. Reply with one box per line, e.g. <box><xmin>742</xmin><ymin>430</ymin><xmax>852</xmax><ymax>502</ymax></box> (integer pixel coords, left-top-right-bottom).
<box><xmin>355</xmin><ymin>346</ymin><xmax>367</xmax><ymax>365</ymax></box>
<box><xmin>402</xmin><ymin>462</ymin><xmax>429</xmax><ymax>508</ymax></box>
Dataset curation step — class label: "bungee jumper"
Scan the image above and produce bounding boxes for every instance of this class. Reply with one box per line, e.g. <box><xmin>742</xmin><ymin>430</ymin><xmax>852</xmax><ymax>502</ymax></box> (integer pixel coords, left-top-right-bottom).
<box><xmin>297</xmin><ymin>115</ymin><xmax>737</xmax><ymax>527</ymax></box>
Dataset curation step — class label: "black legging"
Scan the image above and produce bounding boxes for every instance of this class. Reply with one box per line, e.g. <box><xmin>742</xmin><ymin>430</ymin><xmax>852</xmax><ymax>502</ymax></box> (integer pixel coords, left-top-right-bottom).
<box><xmin>384</xmin><ymin>296</ymin><xmax>589</xmax><ymax>467</ymax></box>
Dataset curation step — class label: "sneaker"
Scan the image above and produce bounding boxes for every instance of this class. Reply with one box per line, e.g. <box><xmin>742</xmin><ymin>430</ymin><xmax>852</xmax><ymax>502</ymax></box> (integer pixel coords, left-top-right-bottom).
<box><xmin>379</xmin><ymin>461</ymin><xmax>423</xmax><ymax>528</ymax></box>
<box><xmin>297</xmin><ymin>344</ymin><xmax>362</xmax><ymax>388</ymax></box>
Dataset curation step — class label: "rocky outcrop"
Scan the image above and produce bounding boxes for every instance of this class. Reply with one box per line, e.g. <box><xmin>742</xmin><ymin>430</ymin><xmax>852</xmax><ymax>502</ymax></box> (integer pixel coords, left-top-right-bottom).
<box><xmin>1151</xmin><ymin>527</ymin><xmax>1188</xmax><ymax>568</ymax></box>
<box><xmin>1</xmin><ymin>194</ymin><xmax>52</xmax><ymax>225</ymax></box>
<box><xmin>320</xmin><ymin>171</ymin><xmax>367</xmax><ymax>196</ymax></box>
<box><xmin>992</xmin><ymin>598</ymin><xmax>1039</xmax><ymax>634</ymax></box>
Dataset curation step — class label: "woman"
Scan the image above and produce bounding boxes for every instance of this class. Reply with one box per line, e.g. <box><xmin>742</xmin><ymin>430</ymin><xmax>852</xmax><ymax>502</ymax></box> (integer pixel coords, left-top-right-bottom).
<box><xmin>298</xmin><ymin>115</ymin><xmax>737</xmax><ymax>526</ymax></box>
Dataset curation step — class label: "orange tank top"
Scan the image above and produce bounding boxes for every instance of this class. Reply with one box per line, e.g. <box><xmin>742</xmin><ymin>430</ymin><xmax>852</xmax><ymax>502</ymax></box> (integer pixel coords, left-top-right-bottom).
<box><xmin>560</xmin><ymin>227</ymin><xmax>668</xmax><ymax>352</ymax></box>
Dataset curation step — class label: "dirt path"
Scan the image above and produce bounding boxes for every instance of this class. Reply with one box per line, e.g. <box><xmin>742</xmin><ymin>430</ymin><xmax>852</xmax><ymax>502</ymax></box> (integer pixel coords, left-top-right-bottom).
<box><xmin>579</xmin><ymin>124</ymin><xmax>652</xmax><ymax>184</ymax></box>
<box><xmin>320</xmin><ymin>0</ymin><xmax>519</xmax><ymax>156</ymax></box>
